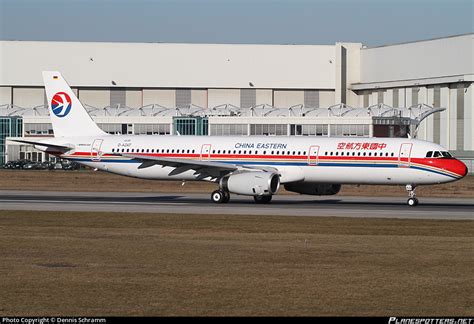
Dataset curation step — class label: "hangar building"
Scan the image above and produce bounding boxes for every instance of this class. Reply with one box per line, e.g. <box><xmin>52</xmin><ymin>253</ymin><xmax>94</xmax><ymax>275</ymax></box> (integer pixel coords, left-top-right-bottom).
<box><xmin>0</xmin><ymin>33</ymin><xmax>473</xmax><ymax>171</ymax></box>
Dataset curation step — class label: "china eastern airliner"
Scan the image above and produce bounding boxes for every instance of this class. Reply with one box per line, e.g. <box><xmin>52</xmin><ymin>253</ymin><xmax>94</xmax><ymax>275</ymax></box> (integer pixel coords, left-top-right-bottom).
<box><xmin>13</xmin><ymin>72</ymin><xmax>468</xmax><ymax>206</ymax></box>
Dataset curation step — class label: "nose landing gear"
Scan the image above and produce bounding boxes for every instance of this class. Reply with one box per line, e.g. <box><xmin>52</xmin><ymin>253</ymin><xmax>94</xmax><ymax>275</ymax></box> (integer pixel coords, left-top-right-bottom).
<box><xmin>406</xmin><ymin>184</ymin><xmax>419</xmax><ymax>206</ymax></box>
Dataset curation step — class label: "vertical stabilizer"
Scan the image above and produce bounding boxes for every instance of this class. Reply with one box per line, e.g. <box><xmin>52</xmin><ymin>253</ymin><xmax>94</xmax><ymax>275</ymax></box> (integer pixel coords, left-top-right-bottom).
<box><xmin>43</xmin><ymin>71</ymin><xmax>106</xmax><ymax>137</ymax></box>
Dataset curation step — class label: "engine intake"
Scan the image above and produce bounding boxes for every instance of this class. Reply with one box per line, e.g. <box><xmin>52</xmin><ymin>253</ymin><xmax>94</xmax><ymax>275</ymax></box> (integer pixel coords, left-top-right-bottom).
<box><xmin>221</xmin><ymin>172</ymin><xmax>280</xmax><ymax>196</ymax></box>
<box><xmin>284</xmin><ymin>183</ymin><xmax>341</xmax><ymax>196</ymax></box>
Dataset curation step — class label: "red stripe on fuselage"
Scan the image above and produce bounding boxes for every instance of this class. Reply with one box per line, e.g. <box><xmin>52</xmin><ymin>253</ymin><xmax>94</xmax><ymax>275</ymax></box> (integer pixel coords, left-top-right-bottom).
<box><xmin>66</xmin><ymin>152</ymin><xmax>467</xmax><ymax>177</ymax></box>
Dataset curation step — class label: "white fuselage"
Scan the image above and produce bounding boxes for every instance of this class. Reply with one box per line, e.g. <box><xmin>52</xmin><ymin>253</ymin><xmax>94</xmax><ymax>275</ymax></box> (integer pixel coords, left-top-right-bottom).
<box><xmin>44</xmin><ymin>135</ymin><xmax>466</xmax><ymax>186</ymax></box>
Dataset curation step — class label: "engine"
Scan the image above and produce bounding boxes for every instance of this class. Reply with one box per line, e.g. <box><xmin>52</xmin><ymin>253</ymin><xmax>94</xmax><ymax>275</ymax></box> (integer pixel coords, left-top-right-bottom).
<box><xmin>284</xmin><ymin>183</ymin><xmax>342</xmax><ymax>196</ymax></box>
<box><xmin>220</xmin><ymin>172</ymin><xmax>280</xmax><ymax>196</ymax></box>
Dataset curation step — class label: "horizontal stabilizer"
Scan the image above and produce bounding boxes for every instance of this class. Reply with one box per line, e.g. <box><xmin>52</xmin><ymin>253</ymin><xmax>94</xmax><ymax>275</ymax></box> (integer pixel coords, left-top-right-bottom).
<box><xmin>10</xmin><ymin>138</ymin><xmax>73</xmax><ymax>151</ymax></box>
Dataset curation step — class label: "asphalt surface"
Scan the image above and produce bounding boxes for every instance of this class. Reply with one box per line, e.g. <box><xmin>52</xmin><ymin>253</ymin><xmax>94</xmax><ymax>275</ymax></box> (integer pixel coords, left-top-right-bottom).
<box><xmin>0</xmin><ymin>190</ymin><xmax>473</xmax><ymax>220</ymax></box>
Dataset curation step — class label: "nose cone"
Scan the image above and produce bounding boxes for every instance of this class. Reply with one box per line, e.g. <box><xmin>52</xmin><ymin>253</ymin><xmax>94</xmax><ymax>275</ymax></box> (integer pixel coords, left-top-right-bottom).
<box><xmin>449</xmin><ymin>159</ymin><xmax>468</xmax><ymax>178</ymax></box>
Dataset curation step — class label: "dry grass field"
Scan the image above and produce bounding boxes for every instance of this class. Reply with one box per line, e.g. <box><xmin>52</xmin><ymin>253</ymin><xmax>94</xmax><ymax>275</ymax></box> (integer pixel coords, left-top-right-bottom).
<box><xmin>0</xmin><ymin>210</ymin><xmax>472</xmax><ymax>316</ymax></box>
<box><xmin>0</xmin><ymin>169</ymin><xmax>473</xmax><ymax>197</ymax></box>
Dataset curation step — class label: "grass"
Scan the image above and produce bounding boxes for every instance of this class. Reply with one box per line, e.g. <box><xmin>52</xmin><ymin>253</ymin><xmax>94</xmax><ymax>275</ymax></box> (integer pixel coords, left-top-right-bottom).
<box><xmin>0</xmin><ymin>210</ymin><xmax>472</xmax><ymax>316</ymax></box>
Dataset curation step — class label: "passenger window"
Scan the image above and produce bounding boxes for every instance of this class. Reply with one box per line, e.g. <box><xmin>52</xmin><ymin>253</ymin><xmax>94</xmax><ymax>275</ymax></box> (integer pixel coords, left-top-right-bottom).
<box><xmin>391</xmin><ymin>153</ymin><xmax>394</xmax><ymax>157</ymax></box>
<box><xmin>433</xmin><ymin>151</ymin><xmax>441</xmax><ymax>158</ymax></box>
<box><xmin>330</xmin><ymin>152</ymin><xmax>333</xmax><ymax>156</ymax></box>
<box><xmin>368</xmin><ymin>152</ymin><xmax>372</xmax><ymax>156</ymax></box>
<box><xmin>112</xmin><ymin>148</ymin><xmax>115</xmax><ymax>153</ymax></box>
<box><xmin>335</xmin><ymin>152</ymin><xmax>338</xmax><ymax>156</ymax></box>
<box><xmin>426</xmin><ymin>151</ymin><xmax>433</xmax><ymax>158</ymax></box>
<box><xmin>363</xmin><ymin>152</ymin><xmax>366</xmax><ymax>156</ymax></box>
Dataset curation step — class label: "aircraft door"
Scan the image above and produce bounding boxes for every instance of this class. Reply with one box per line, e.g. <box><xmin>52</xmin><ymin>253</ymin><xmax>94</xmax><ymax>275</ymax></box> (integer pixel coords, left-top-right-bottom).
<box><xmin>398</xmin><ymin>143</ymin><xmax>413</xmax><ymax>167</ymax></box>
<box><xmin>308</xmin><ymin>145</ymin><xmax>320</xmax><ymax>165</ymax></box>
<box><xmin>200</xmin><ymin>144</ymin><xmax>211</xmax><ymax>161</ymax></box>
<box><xmin>91</xmin><ymin>139</ymin><xmax>104</xmax><ymax>162</ymax></box>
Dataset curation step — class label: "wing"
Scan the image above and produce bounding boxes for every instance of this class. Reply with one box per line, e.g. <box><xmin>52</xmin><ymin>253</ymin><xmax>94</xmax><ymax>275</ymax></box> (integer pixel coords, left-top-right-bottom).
<box><xmin>122</xmin><ymin>153</ymin><xmax>278</xmax><ymax>180</ymax></box>
<box><xmin>123</xmin><ymin>153</ymin><xmax>238</xmax><ymax>180</ymax></box>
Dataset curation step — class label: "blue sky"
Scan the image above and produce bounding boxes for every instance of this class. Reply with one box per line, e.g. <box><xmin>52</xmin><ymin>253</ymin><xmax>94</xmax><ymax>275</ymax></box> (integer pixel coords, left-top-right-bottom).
<box><xmin>0</xmin><ymin>0</ymin><xmax>472</xmax><ymax>46</ymax></box>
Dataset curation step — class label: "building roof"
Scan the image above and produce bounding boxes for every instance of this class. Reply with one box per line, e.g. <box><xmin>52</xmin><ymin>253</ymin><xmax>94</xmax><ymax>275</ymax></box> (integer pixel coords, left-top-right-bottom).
<box><xmin>0</xmin><ymin>103</ymin><xmax>444</xmax><ymax>124</ymax></box>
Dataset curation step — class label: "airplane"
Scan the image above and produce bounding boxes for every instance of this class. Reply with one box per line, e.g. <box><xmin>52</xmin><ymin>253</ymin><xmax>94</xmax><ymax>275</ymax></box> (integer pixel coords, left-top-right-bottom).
<box><xmin>12</xmin><ymin>71</ymin><xmax>468</xmax><ymax>207</ymax></box>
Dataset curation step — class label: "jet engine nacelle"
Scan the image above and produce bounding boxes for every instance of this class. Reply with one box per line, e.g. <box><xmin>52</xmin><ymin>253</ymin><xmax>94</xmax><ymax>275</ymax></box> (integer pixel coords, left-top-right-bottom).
<box><xmin>221</xmin><ymin>172</ymin><xmax>280</xmax><ymax>196</ymax></box>
<box><xmin>284</xmin><ymin>183</ymin><xmax>341</xmax><ymax>196</ymax></box>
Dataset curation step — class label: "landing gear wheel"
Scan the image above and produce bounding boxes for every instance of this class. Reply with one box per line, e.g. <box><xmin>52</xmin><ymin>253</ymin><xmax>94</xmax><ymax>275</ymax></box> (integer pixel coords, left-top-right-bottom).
<box><xmin>405</xmin><ymin>184</ymin><xmax>419</xmax><ymax>207</ymax></box>
<box><xmin>222</xmin><ymin>191</ymin><xmax>230</xmax><ymax>203</ymax></box>
<box><xmin>254</xmin><ymin>195</ymin><xmax>272</xmax><ymax>204</ymax></box>
<box><xmin>407</xmin><ymin>197</ymin><xmax>419</xmax><ymax>207</ymax></box>
<box><xmin>211</xmin><ymin>190</ymin><xmax>225</xmax><ymax>203</ymax></box>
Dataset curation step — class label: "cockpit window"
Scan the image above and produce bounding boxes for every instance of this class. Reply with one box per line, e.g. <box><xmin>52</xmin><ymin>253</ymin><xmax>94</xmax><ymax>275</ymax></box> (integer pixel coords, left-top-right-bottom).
<box><xmin>441</xmin><ymin>151</ymin><xmax>452</xmax><ymax>158</ymax></box>
<box><xmin>430</xmin><ymin>151</ymin><xmax>453</xmax><ymax>158</ymax></box>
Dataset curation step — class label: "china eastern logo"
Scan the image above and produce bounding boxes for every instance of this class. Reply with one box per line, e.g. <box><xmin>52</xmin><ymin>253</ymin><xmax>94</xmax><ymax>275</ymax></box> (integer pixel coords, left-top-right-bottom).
<box><xmin>51</xmin><ymin>92</ymin><xmax>72</xmax><ymax>117</ymax></box>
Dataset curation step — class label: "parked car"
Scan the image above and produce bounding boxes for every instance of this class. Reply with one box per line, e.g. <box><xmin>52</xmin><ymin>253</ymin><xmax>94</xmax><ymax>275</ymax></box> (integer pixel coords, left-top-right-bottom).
<box><xmin>3</xmin><ymin>159</ymin><xmax>31</xmax><ymax>169</ymax></box>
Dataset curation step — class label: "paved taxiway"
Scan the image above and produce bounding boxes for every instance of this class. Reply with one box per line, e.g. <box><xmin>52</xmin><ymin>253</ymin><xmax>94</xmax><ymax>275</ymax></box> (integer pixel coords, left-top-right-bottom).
<box><xmin>0</xmin><ymin>190</ymin><xmax>473</xmax><ymax>220</ymax></box>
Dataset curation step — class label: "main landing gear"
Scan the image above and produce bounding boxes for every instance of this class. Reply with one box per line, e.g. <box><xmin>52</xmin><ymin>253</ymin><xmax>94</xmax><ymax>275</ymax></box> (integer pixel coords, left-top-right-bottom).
<box><xmin>253</xmin><ymin>195</ymin><xmax>272</xmax><ymax>204</ymax></box>
<box><xmin>211</xmin><ymin>190</ymin><xmax>230</xmax><ymax>204</ymax></box>
<box><xmin>406</xmin><ymin>184</ymin><xmax>419</xmax><ymax>207</ymax></box>
<box><xmin>210</xmin><ymin>190</ymin><xmax>273</xmax><ymax>204</ymax></box>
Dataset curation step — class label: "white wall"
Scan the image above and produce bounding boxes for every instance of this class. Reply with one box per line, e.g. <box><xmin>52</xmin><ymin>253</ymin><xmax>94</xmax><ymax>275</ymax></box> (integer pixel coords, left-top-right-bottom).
<box><xmin>319</xmin><ymin>90</ymin><xmax>335</xmax><ymax>108</ymax></box>
<box><xmin>125</xmin><ymin>90</ymin><xmax>142</xmax><ymax>108</ymax></box>
<box><xmin>208</xmin><ymin>89</ymin><xmax>240</xmax><ymax>107</ymax></box>
<box><xmin>256</xmin><ymin>89</ymin><xmax>273</xmax><ymax>106</ymax></box>
<box><xmin>273</xmin><ymin>90</ymin><xmax>304</xmax><ymax>108</ymax></box>
<box><xmin>142</xmin><ymin>89</ymin><xmax>176</xmax><ymax>107</ymax></box>
<box><xmin>191</xmin><ymin>90</ymin><xmax>207</xmax><ymax>108</ymax></box>
<box><xmin>79</xmin><ymin>89</ymin><xmax>110</xmax><ymax>108</ymax></box>
<box><xmin>0</xmin><ymin>41</ymin><xmax>337</xmax><ymax>90</ymax></box>
<box><xmin>0</xmin><ymin>87</ymin><xmax>11</xmax><ymax>105</ymax></box>
<box><xmin>361</xmin><ymin>34</ymin><xmax>473</xmax><ymax>83</ymax></box>
<box><xmin>465</xmin><ymin>84</ymin><xmax>474</xmax><ymax>151</ymax></box>
<box><xmin>12</xmin><ymin>88</ymin><xmax>44</xmax><ymax>108</ymax></box>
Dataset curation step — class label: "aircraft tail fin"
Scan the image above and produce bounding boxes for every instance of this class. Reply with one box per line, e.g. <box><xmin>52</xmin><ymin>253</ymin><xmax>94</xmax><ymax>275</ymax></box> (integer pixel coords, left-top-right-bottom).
<box><xmin>42</xmin><ymin>71</ymin><xmax>106</xmax><ymax>137</ymax></box>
